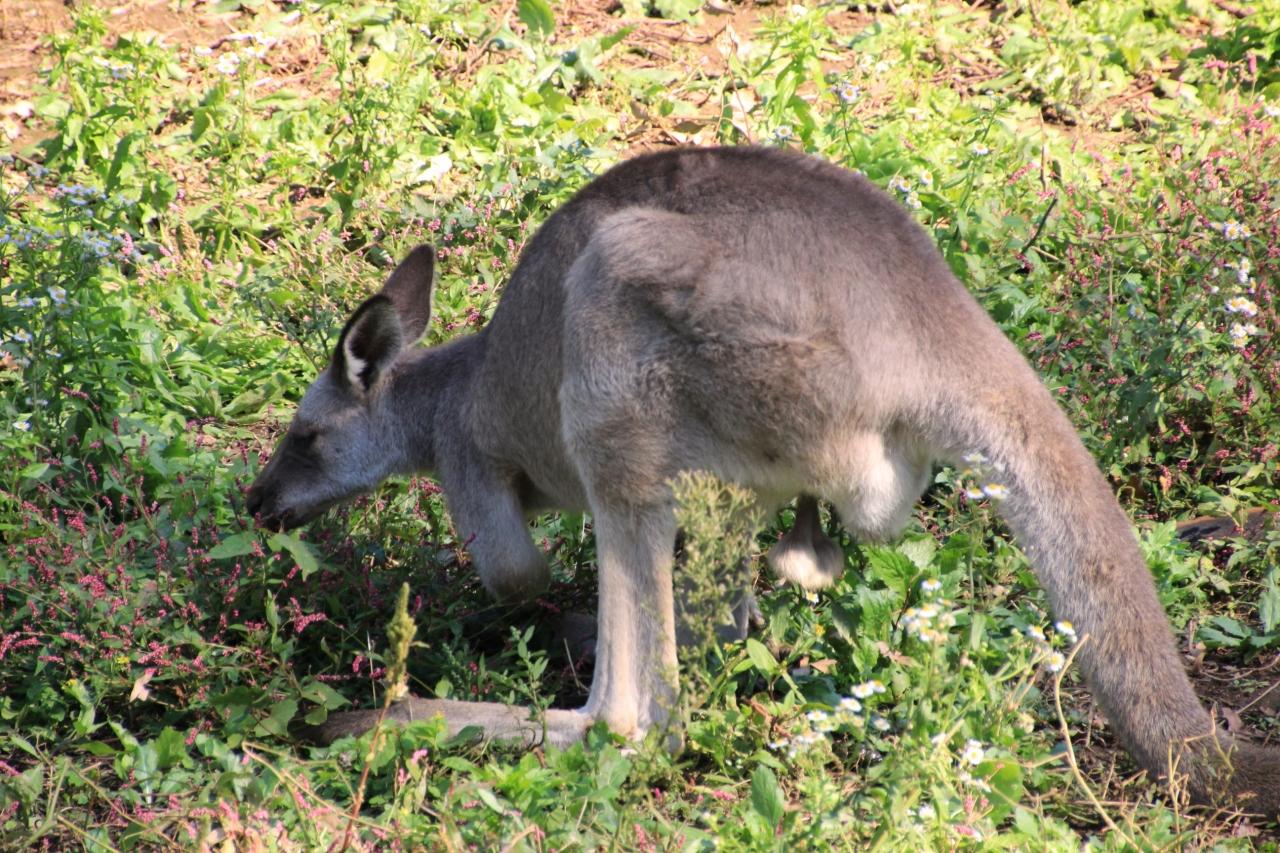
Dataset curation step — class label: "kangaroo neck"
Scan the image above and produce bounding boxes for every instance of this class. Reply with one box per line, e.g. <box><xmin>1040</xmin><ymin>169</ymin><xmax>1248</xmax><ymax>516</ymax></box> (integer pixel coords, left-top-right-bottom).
<box><xmin>385</xmin><ymin>330</ymin><xmax>488</xmax><ymax>475</ymax></box>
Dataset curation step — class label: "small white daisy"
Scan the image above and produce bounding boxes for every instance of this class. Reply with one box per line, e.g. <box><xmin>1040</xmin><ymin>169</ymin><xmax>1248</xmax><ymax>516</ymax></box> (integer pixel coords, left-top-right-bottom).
<box><xmin>1226</xmin><ymin>296</ymin><xmax>1258</xmax><ymax>316</ymax></box>
<box><xmin>981</xmin><ymin>483</ymin><xmax>1008</xmax><ymax>500</ymax></box>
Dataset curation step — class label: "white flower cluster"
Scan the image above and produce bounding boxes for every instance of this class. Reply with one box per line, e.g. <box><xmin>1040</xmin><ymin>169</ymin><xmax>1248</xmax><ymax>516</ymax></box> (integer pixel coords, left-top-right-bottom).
<box><xmin>55</xmin><ymin>183</ymin><xmax>107</xmax><ymax>206</ymax></box>
<box><xmin>1022</xmin><ymin>618</ymin><xmax>1077</xmax><ymax>672</ymax></box>
<box><xmin>851</xmin><ymin>678</ymin><xmax>886</xmax><ymax>699</ymax></box>
<box><xmin>1226</xmin><ymin>295</ymin><xmax>1259</xmax><ymax>317</ymax></box>
<box><xmin>1230</xmin><ymin>322</ymin><xmax>1261</xmax><ymax>346</ymax></box>
<box><xmin>0</xmin><ymin>225</ymin><xmax>54</xmax><ymax>250</ymax></box>
<box><xmin>767</xmin><ymin>681</ymin><xmax>888</xmax><ymax>760</ymax></box>
<box><xmin>78</xmin><ymin>230</ymin><xmax>118</xmax><ymax>259</ymax></box>
<box><xmin>1217</xmin><ymin>258</ymin><xmax>1263</xmax><ymax>348</ymax></box>
<box><xmin>1209</xmin><ymin>219</ymin><xmax>1252</xmax><ymax>240</ymax></box>
<box><xmin>207</xmin><ymin>32</ymin><xmax>278</xmax><ymax>77</ymax></box>
<box><xmin>886</xmin><ymin>174</ymin><xmax>923</xmax><ymax>210</ymax></box>
<box><xmin>957</xmin><ymin>739</ymin><xmax>991</xmax><ymax>791</ymax></box>
<box><xmin>957</xmin><ymin>452</ymin><xmax>1009</xmax><ymax>503</ymax></box>
<box><xmin>830</xmin><ymin>81</ymin><xmax>861</xmax><ymax>105</ymax></box>
<box><xmin>902</xmin><ymin>599</ymin><xmax>958</xmax><ymax>645</ymax></box>
<box><xmin>960</xmin><ymin>738</ymin><xmax>986</xmax><ymax>765</ymax></box>
<box><xmin>92</xmin><ymin>56</ymin><xmax>134</xmax><ymax>80</ymax></box>
<box><xmin>931</xmin><ymin>733</ymin><xmax>994</xmax><ymax>793</ymax></box>
<box><xmin>1225</xmin><ymin>257</ymin><xmax>1252</xmax><ymax>286</ymax></box>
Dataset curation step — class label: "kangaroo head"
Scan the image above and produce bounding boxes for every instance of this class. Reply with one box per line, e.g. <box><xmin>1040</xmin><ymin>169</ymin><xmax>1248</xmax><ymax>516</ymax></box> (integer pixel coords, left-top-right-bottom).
<box><xmin>246</xmin><ymin>245</ymin><xmax>436</xmax><ymax>530</ymax></box>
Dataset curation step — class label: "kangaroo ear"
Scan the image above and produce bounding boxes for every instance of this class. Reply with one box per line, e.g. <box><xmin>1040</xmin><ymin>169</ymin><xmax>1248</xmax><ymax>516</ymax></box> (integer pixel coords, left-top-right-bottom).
<box><xmin>380</xmin><ymin>243</ymin><xmax>436</xmax><ymax>344</ymax></box>
<box><xmin>333</xmin><ymin>295</ymin><xmax>403</xmax><ymax>395</ymax></box>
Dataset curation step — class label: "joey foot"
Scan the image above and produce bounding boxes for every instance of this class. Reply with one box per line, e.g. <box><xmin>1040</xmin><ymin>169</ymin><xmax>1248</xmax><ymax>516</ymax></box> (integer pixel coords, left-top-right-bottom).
<box><xmin>767</xmin><ymin>495</ymin><xmax>845</xmax><ymax>590</ymax></box>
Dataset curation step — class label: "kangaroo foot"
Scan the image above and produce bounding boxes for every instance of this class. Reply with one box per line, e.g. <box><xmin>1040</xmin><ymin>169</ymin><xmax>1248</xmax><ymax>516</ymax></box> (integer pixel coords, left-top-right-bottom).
<box><xmin>311</xmin><ymin>697</ymin><xmax>591</xmax><ymax>748</ymax></box>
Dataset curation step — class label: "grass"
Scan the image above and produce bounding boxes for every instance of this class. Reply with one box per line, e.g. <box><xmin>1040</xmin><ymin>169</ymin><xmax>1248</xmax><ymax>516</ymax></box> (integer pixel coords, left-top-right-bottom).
<box><xmin>1</xmin><ymin>0</ymin><xmax>1279</xmax><ymax>848</ymax></box>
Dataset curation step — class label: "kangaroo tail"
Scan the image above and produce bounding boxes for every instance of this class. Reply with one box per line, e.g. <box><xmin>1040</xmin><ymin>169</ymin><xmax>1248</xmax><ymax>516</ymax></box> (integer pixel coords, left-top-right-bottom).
<box><xmin>920</xmin><ymin>348</ymin><xmax>1280</xmax><ymax>816</ymax></box>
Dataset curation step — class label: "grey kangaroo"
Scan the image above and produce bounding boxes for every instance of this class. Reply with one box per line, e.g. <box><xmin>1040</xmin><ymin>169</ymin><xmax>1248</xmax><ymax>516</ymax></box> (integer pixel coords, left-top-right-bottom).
<box><xmin>246</xmin><ymin>146</ymin><xmax>1279</xmax><ymax>815</ymax></box>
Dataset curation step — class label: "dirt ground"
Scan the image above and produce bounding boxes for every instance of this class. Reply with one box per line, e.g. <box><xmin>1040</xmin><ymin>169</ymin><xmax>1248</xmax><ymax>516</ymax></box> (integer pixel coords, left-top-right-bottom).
<box><xmin>0</xmin><ymin>0</ymin><xmax>241</xmax><ymax>150</ymax></box>
<box><xmin>0</xmin><ymin>0</ymin><xmax>877</xmax><ymax>154</ymax></box>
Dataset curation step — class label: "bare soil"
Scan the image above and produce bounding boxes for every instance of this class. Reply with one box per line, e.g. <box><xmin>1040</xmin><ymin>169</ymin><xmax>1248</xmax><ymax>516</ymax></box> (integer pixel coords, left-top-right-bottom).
<box><xmin>0</xmin><ymin>0</ymin><xmax>239</xmax><ymax>151</ymax></box>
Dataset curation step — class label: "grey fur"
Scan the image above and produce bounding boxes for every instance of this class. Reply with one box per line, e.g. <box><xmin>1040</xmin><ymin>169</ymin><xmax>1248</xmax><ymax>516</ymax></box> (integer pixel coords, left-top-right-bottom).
<box><xmin>246</xmin><ymin>147</ymin><xmax>1279</xmax><ymax>815</ymax></box>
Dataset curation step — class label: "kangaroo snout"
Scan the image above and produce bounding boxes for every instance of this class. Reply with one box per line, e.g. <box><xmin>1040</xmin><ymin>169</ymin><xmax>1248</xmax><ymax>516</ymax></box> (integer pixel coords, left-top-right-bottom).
<box><xmin>245</xmin><ymin>484</ymin><xmax>265</xmax><ymax>518</ymax></box>
<box><xmin>245</xmin><ymin>482</ymin><xmax>291</xmax><ymax>531</ymax></box>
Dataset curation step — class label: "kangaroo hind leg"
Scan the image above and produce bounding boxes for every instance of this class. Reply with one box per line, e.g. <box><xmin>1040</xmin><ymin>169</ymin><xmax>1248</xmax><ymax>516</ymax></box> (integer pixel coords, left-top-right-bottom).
<box><xmin>581</xmin><ymin>500</ymin><xmax>681</xmax><ymax>740</ymax></box>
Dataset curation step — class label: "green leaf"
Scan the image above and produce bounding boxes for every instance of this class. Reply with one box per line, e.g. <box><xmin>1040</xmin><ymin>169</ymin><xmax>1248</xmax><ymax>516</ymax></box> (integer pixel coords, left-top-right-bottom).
<box><xmin>366</xmin><ymin>50</ymin><xmax>394</xmax><ymax>83</ymax></box>
<box><xmin>981</xmin><ymin>760</ymin><xmax>1024</xmax><ymax>822</ymax></box>
<box><xmin>265</xmin><ymin>594</ymin><xmax>279</xmax><ymax>635</ymax></box>
<box><xmin>105</xmin><ymin>132</ymin><xmax>139</xmax><ymax>193</ymax></box>
<box><xmin>440</xmin><ymin>756</ymin><xmax>478</xmax><ymax>773</ymax></box>
<box><xmin>1260</xmin><ymin>570</ymin><xmax>1280</xmax><ymax>633</ymax></box>
<box><xmin>517</xmin><ymin>0</ymin><xmax>555</xmax><ymax>39</ymax></box>
<box><xmin>476</xmin><ymin>786</ymin><xmax>507</xmax><ymax>814</ymax></box>
<box><xmin>83</xmin><ymin>741</ymin><xmax>116</xmax><ymax>758</ymax></box>
<box><xmin>750</xmin><ymin>764</ymin><xmax>785</xmax><ymax>829</ymax></box>
<box><xmin>18</xmin><ymin>463</ymin><xmax>50</xmax><ymax>481</ymax></box>
<box><xmin>856</xmin><ymin>587</ymin><xmax>895</xmax><ymax>640</ymax></box>
<box><xmin>191</xmin><ymin>107</ymin><xmax>213</xmax><ymax>142</ymax></box>
<box><xmin>255</xmin><ymin>698</ymin><xmax>297</xmax><ymax>738</ymax></box>
<box><xmin>853</xmin><ymin>638</ymin><xmax>880</xmax><ymax>674</ymax></box>
<box><xmin>865</xmin><ymin>548</ymin><xmax>916</xmax><ymax>599</ymax></box>
<box><xmin>593</xmin><ymin>745</ymin><xmax>631</xmax><ymax>795</ymax></box>
<box><xmin>653</xmin><ymin>0</ymin><xmax>702</xmax><ymax>21</ymax></box>
<box><xmin>153</xmin><ymin>727</ymin><xmax>189</xmax><ymax>769</ymax></box>
<box><xmin>897</xmin><ymin>537</ymin><xmax>936</xmax><ymax>571</ymax></box>
<box><xmin>267</xmin><ymin>532</ymin><xmax>319</xmax><ymax>579</ymax></box>
<box><xmin>1199</xmin><ymin>615</ymin><xmax>1250</xmax><ymax>648</ymax></box>
<box><xmin>300</xmin><ymin>681</ymin><xmax>350</xmax><ymax>710</ymax></box>
<box><xmin>1013</xmin><ymin>806</ymin><xmax>1040</xmax><ymax>837</ymax></box>
<box><xmin>210</xmin><ymin>686</ymin><xmax>269</xmax><ymax>710</ymax></box>
<box><xmin>829</xmin><ymin>600</ymin><xmax>860</xmax><ymax>644</ymax></box>
<box><xmin>599</xmin><ymin>25</ymin><xmax>633</xmax><ymax>52</ymax></box>
<box><xmin>745</xmin><ymin>638</ymin><xmax>778</xmax><ymax>675</ymax></box>
<box><xmin>207</xmin><ymin>532</ymin><xmax>258</xmax><ymax>560</ymax></box>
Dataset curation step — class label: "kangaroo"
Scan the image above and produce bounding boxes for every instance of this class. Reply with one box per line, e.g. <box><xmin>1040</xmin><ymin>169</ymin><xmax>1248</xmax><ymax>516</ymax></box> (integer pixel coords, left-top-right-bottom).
<box><xmin>246</xmin><ymin>146</ymin><xmax>1279</xmax><ymax>815</ymax></box>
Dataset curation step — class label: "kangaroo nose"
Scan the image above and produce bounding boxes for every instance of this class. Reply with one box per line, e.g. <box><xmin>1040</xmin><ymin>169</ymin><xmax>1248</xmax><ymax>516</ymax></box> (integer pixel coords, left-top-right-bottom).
<box><xmin>246</xmin><ymin>485</ymin><xmax>265</xmax><ymax>518</ymax></box>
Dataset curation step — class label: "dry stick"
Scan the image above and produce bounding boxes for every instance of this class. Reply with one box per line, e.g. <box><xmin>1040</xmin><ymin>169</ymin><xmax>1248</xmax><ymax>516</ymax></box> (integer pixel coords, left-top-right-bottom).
<box><xmin>1236</xmin><ymin>670</ymin><xmax>1280</xmax><ymax>715</ymax></box>
<box><xmin>499</xmin><ymin>824</ymin><xmax>542</xmax><ymax>853</ymax></box>
<box><xmin>1211</xmin><ymin>0</ymin><xmax>1252</xmax><ymax>18</ymax></box>
<box><xmin>1051</xmin><ymin>635</ymin><xmax>1140</xmax><ymax>847</ymax></box>
<box><xmin>1019</xmin><ymin>196</ymin><xmax>1059</xmax><ymax>259</ymax></box>
<box><xmin>54</xmin><ymin>815</ymin><xmax>124</xmax><ymax>853</ymax></box>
